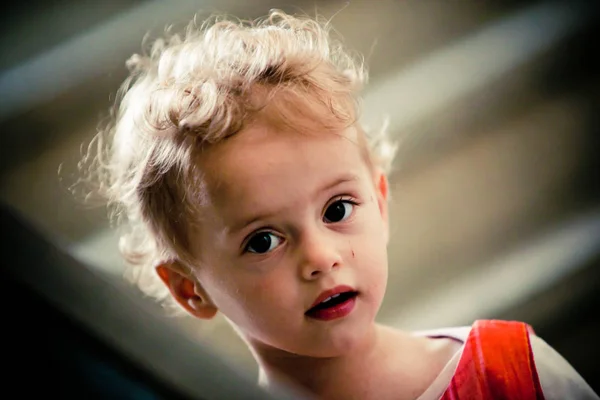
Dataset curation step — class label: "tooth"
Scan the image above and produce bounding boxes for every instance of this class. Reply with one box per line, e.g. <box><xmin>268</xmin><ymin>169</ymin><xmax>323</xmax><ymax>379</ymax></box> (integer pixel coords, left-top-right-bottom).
<box><xmin>322</xmin><ymin>296</ymin><xmax>332</xmax><ymax>303</ymax></box>
<box><xmin>331</xmin><ymin>294</ymin><xmax>340</xmax><ymax>298</ymax></box>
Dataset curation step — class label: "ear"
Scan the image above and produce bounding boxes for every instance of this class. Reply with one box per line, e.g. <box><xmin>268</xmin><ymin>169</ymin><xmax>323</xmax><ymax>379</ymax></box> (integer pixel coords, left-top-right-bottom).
<box><xmin>373</xmin><ymin>169</ymin><xmax>390</xmax><ymax>243</ymax></box>
<box><xmin>156</xmin><ymin>262</ymin><xmax>218</xmax><ymax>320</ymax></box>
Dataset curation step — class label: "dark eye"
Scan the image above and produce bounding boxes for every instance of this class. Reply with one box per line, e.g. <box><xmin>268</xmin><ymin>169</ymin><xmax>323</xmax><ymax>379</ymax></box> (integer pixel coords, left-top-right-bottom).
<box><xmin>324</xmin><ymin>200</ymin><xmax>354</xmax><ymax>223</ymax></box>
<box><xmin>246</xmin><ymin>232</ymin><xmax>281</xmax><ymax>254</ymax></box>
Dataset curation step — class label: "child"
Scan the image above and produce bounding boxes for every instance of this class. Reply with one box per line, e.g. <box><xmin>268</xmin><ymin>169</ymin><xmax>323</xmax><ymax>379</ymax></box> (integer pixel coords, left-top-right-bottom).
<box><xmin>82</xmin><ymin>9</ymin><xmax>598</xmax><ymax>400</ymax></box>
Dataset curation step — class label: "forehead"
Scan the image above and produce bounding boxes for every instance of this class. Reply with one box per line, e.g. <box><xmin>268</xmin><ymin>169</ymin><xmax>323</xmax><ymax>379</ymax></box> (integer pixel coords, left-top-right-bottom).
<box><xmin>197</xmin><ymin>122</ymin><xmax>369</xmax><ymax>218</ymax></box>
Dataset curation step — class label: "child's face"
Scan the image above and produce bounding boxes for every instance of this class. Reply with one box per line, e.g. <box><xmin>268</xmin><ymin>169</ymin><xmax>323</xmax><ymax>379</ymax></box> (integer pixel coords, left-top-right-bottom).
<box><xmin>186</xmin><ymin>121</ymin><xmax>389</xmax><ymax>358</ymax></box>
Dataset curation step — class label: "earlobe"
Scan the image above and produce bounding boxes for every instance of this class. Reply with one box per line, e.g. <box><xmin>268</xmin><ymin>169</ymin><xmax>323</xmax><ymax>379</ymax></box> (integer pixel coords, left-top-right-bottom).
<box><xmin>155</xmin><ymin>263</ymin><xmax>218</xmax><ymax>320</ymax></box>
<box><xmin>186</xmin><ymin>297</ymin><xmax>218</xmax><ymax>319</ymax></box>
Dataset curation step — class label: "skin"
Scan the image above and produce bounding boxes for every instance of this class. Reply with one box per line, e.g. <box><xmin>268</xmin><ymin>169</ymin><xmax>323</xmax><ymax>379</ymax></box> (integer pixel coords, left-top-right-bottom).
<box><xmin>157</xmin><ymin>120</ymin><xmax>458</xmax><ymax>399</ymax></box>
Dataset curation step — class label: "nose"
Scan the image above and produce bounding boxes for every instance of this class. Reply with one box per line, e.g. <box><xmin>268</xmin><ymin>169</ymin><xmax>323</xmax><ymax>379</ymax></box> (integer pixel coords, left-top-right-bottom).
<box><xmin>298</xmin><ymin>228</ymin><xmax>342</xmax><ymax>281</ymax></box>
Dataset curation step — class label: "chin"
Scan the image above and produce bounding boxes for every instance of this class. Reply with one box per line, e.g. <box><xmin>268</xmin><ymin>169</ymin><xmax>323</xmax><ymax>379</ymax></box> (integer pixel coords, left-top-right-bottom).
<box><xmin>251</xmin><ymin>325</ymin><xmax>370</xmax><ymax>359</ymax></box>
<box><xmin>246</xmin><ymin>306</ymin><xmax>379</xmax><ymax>359</ymax></box>
<box><xmin>306</xmin><ymin>319</ymin><xmax>376</xmax><ymax>358</ymax></box>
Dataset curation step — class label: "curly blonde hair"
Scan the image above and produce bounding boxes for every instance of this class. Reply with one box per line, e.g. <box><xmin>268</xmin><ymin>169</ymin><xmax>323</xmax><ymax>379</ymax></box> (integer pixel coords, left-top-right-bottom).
<box><xmin>81</xmin><ymin>10</ymin><xmax>396</xmax><ymax>305</ymax></box>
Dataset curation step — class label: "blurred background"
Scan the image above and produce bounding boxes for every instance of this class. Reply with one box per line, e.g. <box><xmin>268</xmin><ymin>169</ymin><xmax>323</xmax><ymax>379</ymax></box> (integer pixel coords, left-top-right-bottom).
<box><xmin>1</xmin><ymin>0</ymin><xmax>599</xmax><ymax>398</ymax></box>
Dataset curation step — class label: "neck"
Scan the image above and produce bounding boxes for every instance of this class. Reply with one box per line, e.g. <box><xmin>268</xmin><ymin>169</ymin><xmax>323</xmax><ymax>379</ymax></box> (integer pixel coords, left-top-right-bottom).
<box><xmin>250</xmin><ymin>324</ymin><xmax>401</xmax><ymax>398</ymax></box>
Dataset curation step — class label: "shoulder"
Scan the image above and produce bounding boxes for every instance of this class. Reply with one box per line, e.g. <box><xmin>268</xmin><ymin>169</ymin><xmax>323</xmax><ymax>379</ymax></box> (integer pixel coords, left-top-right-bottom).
<box><xmin>470</xmin><ymin>320</ymin><xmax>598</xmax><ymax>399</ymax></box>
<box><xmin>529</xmin><ymin>334</ymin><xmax>599</xmax><ymax>400</ymax></box>
<box><xmin>414</xmin><ymin>321</ymin><xmax>599</xmax><ymax>400</ymax></box>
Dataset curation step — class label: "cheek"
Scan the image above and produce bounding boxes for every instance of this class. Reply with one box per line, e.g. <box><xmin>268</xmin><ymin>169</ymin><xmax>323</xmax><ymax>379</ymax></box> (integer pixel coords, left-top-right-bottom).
<box><xmin>356</xmin><ymin>240</ymin><xmax>388</xmax><ymax>305</ymax></box>
<box><xmin>355</xmin><ymin>238</ymin><xmax>388</xmax><ymax>279</ymax></box>
<box><xmin>250</xmin><ymin>268</ymin><xmax>298</xmax><ymax>309</ymax></box>
<box><xmin>354</xmin><ymin>206</ymin><xmax>389</xmax><ymax>279</ymax></box>
<box><xmin>359</xmin><ymin>200</ymin><xmax>388</xmax><ymax>244</ymax></box>
<box><xmin>204</xmin><ymin>266</ymin><xmax>295</xmax><ymax>320</ymax></box>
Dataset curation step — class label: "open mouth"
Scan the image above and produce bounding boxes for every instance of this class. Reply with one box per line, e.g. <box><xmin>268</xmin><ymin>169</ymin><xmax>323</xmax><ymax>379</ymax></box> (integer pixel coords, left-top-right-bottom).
<box><xmin>305</xmin><ymin>291</ymin><xmax>358</xmax><ymax>320</ymax></box>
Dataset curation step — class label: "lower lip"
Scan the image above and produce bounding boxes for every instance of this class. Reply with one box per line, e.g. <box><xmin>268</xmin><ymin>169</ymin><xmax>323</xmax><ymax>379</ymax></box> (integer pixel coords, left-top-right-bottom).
<box><xmin>306</xmin><ymin>295</ymin><xmax>357</xmax><ymax>321</ymax></box>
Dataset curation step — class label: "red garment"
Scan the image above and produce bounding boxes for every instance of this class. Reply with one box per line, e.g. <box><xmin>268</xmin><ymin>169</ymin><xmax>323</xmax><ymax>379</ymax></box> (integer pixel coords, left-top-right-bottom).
<box><xmin>440</xmin><ymin>320</ymin><xmax>545</xmax><ymax>400</ymax></box>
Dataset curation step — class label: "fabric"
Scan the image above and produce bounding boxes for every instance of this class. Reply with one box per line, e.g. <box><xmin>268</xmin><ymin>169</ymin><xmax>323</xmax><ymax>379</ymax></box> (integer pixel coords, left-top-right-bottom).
<box><xmin>439</xmin><ymin>320</ymin><xmax>544</xmax><ymax>400</ymax></box>
<box><xmin>414</xmin><ymin>320</ymin><xmax>599</xmax><ymax>400</ymax></box>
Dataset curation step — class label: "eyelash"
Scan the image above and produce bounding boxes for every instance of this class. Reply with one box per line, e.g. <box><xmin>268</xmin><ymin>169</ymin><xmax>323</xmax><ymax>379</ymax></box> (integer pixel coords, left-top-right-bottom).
<box><xmin>242</xmin><ymin>230</ymin><xmax>280</xmax><ymax>254</ymax></box>
<box><xmin>328</xmin><ymin>195</ymin><xmax>359</xmax><ymax>211</ymax></box>
<box><xmin>241</xmin><ymin>195</ymin><xmax>360</xmax><ymax>255</ymax></box>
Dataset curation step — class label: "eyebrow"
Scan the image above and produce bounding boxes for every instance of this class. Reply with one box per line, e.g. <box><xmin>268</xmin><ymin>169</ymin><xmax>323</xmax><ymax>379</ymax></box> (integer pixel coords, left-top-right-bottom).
<box><xmin>230</xmin><ymin>174</ymin><xmax>359</xmax><ymax>234</ymax></box>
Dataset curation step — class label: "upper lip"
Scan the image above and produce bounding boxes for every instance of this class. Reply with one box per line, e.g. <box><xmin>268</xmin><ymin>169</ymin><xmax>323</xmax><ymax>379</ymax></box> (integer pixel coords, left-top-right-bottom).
<box><xmin>307</xmin><ymin>285</ymin><xmax>357</xmax><ymax>311</ymax></box>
